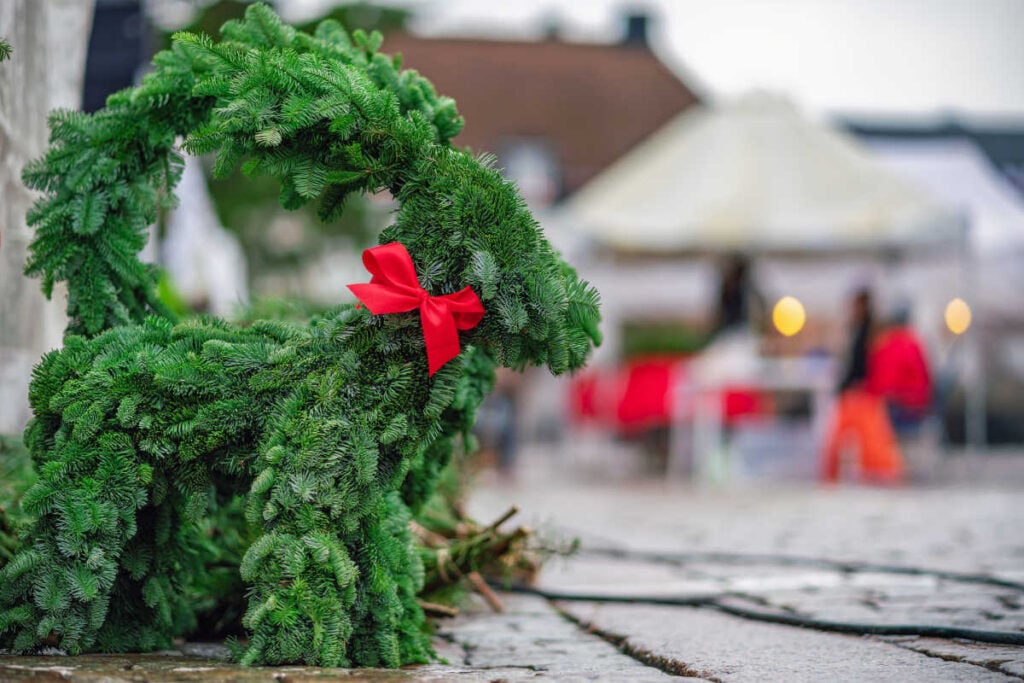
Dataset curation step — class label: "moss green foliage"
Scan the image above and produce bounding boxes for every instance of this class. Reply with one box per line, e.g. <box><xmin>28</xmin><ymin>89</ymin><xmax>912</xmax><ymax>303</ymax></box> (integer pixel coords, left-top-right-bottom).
<box><xmin>233</xmin><ymin>296</ymin><xmax>333</xmax><ymax>324</ymax></box>
<box><xmin>1</xmin><ymin>4</ymin><xmax>600</xmax><ymax>668</ymax></box>
<box><xmin>622</xmin><ymin>320</ymin><xmax>707</xmax><ymax>358</ymax></box>
<box><xmin>0</xmin><ymin>436</ymin><xmax>34</xmax><ymax>566</ymax></box>
<box><xmin>0</xmin><ymin>39</ymin><xmax>11</xmax><ymax>62</ymax></box>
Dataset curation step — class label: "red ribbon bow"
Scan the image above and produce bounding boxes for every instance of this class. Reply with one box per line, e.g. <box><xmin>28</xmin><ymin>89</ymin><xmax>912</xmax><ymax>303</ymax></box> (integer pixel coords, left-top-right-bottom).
<box><xmin>347</xmin><ymin>242</ymin><xmax>485</xmax><ymax>376</ymax></box>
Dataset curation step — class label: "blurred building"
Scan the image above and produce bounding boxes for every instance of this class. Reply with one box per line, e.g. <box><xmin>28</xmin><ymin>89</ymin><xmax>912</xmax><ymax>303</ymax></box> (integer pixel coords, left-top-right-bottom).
<box><xmin>385</xmin><ymin>13</ymin><xmax>698</xmax><ymax>205</ymax></box>
<box><xmin>845</xmin><ymin>121</ymin><xmax>1024</xmax><ymax>318</ymax></box>
<box><xmin>846</xmin><ymin>121</ymin><xmax>1024</xmax><ymax>200</ymax></box>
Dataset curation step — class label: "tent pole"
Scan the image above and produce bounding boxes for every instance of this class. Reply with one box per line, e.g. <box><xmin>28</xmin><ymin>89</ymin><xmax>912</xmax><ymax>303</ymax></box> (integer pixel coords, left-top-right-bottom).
<box><xmin>962</xmin><ymin>211</ymin><xmax>986</xmax><ymax>452</ymax></box>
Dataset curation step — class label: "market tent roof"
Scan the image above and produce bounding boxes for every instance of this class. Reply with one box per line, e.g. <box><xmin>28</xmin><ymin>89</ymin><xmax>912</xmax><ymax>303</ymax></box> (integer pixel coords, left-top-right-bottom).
<box><xmin>862</xmin><ymin>136</ymin><xmax>1024</xmax><ymax>254</ymax></box>
<box><xmin>561</xmin><ymin>93</ymin><xmax>964</xmax><ymax>253</ymax></box>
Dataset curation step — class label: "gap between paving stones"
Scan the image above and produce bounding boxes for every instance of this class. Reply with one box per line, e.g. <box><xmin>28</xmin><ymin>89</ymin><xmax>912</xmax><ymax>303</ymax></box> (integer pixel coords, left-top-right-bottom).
<box><xmin>555</xmin><ymin>601</ymin><xmax>1020</xmax><ymax>682</ymax></box>
<box><xmin>879</xmin><ymin>637</ymin><xmax>1024</xmax><ymax>681</ymax></box>
<box><xmin>503</xmin><ymin>580</ymin><xmax>1024</xmax><ymax>647</ymax></box>
<box><xmin>547</xmin><ymin>600</ymin><xmax>718</xmax><ymax>680</ymax></box>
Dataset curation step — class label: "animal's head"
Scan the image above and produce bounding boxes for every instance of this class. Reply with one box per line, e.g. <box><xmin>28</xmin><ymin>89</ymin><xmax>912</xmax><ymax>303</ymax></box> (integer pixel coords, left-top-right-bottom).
<box><xmin>382</xmin><ymin>148</ymin><xmax>601</xmax><ymax>376</ymax></box>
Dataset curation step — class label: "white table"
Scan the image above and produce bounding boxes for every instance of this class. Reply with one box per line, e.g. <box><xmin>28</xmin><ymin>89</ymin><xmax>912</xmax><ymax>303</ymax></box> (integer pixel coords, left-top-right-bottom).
<box><xmin>668</xmin><ymin>355</ymin><xmax>836</xmax><ymax>482</ymax></box>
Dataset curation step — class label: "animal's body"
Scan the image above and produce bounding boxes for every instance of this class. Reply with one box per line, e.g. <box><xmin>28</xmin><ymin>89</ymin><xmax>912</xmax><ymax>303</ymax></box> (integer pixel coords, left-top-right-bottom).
<box><xmin>0</xmin><ymin>6</ymin><xmax>599</xmax><ymax>667</ymax></box>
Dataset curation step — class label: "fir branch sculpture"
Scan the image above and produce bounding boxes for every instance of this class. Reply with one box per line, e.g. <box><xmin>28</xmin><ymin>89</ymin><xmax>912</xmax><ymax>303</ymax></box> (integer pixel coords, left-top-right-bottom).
<box><xmin>0</xmin><ymin>4</ymin><xmax>600</xmax><ymax>667</ymax></box>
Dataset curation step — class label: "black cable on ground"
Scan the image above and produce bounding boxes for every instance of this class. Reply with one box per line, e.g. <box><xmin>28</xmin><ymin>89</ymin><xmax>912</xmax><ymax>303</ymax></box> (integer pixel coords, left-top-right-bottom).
<box><xmin>576</xmin><ymin>546</ymin><xmax>1024</xmax><ymax>593</ymax></box>
<box><xmin>710</xmin><ymin>600</ymin><xmax>1024</xmax><ymax>646</ymax></box>
<box><xmin>497</xmin><ymin>582</ymin><xmax>1024</xmax><ymax>646</ymax></box>
<box><xmin>500</xmin><ymin>583</ymin><xmax>722</xmax><ymax>608</ymax></box>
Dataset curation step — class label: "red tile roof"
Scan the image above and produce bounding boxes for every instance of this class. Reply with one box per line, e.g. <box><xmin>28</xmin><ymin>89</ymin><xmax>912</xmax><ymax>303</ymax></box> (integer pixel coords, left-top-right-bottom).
<box><xmin>382</xmin><ymin>33</ymin><xmax>699</xmax><ymax>196</ymax></box>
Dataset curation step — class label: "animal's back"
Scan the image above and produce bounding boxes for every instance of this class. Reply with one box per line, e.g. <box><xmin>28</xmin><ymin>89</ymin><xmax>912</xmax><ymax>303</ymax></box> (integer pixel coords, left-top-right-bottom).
<box><xmin>26</xmin><ymin>315</ymin><xmax>303</xmax><ymax>481</ymax></box>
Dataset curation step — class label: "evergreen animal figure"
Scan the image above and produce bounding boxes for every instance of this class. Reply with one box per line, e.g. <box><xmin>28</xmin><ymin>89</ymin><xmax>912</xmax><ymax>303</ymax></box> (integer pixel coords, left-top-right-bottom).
<box><xmin>0</xmin><ymin>5</ymin><xmax>600</xmax><ymax>667</ymax></box>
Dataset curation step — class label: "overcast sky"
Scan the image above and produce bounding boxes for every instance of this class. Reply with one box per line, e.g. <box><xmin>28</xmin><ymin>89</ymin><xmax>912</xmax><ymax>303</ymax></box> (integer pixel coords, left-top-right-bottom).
<box><xmin>283</xmin><ymin>0</ymin><xmax>1024</xmax><ymax>120</ymax></box>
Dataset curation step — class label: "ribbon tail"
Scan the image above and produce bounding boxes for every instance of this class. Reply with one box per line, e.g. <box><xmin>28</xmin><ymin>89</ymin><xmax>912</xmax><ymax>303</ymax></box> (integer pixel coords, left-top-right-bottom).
<box><xmin>420</xmin><ymin>300</ymin><xmax>462</xmax><ymax>376</ymax></box>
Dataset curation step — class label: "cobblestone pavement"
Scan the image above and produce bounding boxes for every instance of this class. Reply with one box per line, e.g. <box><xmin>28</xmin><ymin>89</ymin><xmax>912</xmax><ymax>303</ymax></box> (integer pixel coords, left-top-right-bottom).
<box><xmin>2</xmin><ymin>454</ymin><xmax>1023</xmax><ymax>681</ymax></box>
<box><xmin>465</xmin><ymin>458</ymin><xmax>1024</xmax><ymax>681</ymax></box>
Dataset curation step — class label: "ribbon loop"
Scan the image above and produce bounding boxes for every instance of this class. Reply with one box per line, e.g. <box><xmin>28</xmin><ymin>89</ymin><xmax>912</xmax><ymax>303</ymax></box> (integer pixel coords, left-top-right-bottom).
<box><xmin>347</xmin><ymin>242</ymin><xmax>485</xmax><ymax>375</ymax></box>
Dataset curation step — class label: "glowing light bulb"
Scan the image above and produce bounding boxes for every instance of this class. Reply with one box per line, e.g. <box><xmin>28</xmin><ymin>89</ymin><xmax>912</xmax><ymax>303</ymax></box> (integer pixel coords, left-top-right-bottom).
<box><xmin>945</xmin><ymin>298</ymin><xmax>971</xmax><ymax>335</ymax></box>
<box><xmin>772</xmin><ymin>296</ymin><xmax>806</xmax><ymax>337</ymax></box>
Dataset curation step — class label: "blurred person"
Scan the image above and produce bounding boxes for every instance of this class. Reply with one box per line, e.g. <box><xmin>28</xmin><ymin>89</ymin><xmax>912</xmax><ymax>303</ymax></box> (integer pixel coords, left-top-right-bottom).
<box><xmin>712</xmin><ymin>253</ymin><xmax>766</xmax><ymax>336</ymax></box>
<box><xmin>821</xmin><ymin>288</ymin><xmax>905</xmax><ymax>484</ymax></box>
<box><xmin>866</xmin><ymin>303</ymin><xmax>932</xmax><ymax>435</ymax></box>
<box><xmin>83</xmin><ymin>0</ymin><xmax>147</xmax><ymax>114</ymax></box>
<box><xmin>475</xmin><ymin>368</ymin><xmax>522</xmax><ymax>478</ymax></box>
<box><xmin>836</xmin><ymin>288</ymin><xmax>873</xmax><ymax>393</ymax></box>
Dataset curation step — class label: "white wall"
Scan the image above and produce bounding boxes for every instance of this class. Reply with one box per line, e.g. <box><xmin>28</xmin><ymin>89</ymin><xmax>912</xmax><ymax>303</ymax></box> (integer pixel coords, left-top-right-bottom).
<box><xmin>0</xmin><ymin>0</ymin><xmax>94</xmax><ymax>433</ymax></box>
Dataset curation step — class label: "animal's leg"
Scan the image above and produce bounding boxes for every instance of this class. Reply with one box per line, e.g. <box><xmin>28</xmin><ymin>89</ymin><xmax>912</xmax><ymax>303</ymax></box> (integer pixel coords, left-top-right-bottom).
<box><xmin>235</xmin><ymin>505</ymin><xmax>355</xmax><ymax>664</ymax></box>
<box><xmin>0</xmin><ymin>433</ymin><xmax>161</xmax><ymax>654</ymax></box>
<box><xmin>343</xmin><ymin>491</ymin><xmax>432</xmax><ymax>667</ymax></box>
<box><xmin>236</xmin><ymin>463</ymin><xmax>431</xmax><ymax>667</ymax></box>
<box><xmin>93</xmin><ymin>483</ymin><xmax>211</xmax><ymax>651</ymax></box>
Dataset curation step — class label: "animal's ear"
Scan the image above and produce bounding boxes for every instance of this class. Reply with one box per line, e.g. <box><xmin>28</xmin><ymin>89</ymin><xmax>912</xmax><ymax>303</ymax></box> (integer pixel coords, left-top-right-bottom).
<box><xmin>557</xmin><ymin>256</ymin><xmax>602</xmax><ymax>369</ymax></box>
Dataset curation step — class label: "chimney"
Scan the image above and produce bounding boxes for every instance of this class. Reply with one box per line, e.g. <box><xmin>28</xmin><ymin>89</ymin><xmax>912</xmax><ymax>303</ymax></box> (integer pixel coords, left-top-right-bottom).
<box><xmin>622</xmin><ymin>12</ymin><xmax>650</xmax><ymax>49</ymax></box>
<box><xmin>542</xmin><ymin>12</ymin><xmax>562</xmax><ymax>42</ymax></box>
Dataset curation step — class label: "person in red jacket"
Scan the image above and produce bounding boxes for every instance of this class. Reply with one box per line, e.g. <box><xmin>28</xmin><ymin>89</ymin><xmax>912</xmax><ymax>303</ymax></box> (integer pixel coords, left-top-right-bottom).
<box><xmin>866</xmin><ymin>305</ymin><xmax>932</xmax><ymax>434</ymax></box>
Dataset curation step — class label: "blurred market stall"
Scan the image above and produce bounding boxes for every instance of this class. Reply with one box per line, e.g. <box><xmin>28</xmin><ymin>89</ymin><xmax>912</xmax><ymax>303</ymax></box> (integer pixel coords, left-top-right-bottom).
<box><xmin>552</xmin><ymin>93</ymin><xmax>985</xmax><ymax>481</ymax></box>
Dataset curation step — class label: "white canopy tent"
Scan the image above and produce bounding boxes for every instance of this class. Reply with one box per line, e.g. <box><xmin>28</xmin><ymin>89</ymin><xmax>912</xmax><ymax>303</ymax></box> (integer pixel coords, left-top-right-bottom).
<box><xmin>562</xmin><ymin>93</ymin><xmax>964</xmax><ymax>253</ymax></box>
<box><xmin>865</xmin><ymin>137</ymin><xmax>1024</xmax><ymax>253</ymax></box>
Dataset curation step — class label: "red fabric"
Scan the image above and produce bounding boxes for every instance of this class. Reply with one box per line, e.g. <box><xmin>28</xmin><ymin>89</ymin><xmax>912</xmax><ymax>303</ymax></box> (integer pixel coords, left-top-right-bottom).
<box><xmin>348</xmin><ymin>242</ymin><xmax>484</xmax><ymax>375</ymax></box>
<box><xmin>866</xmin><ymin>327</ymin><xmax>931</xmax><ymax>411</ymax></box>
<box><xmin>568</xmin><ymin>371</ymin><xmax>602</xmax><ymax>423</ymax></box>
<box><xmin>615</xmin><ymin>357</ymin><xmax>679</xmax><ymax>432</ymax></box>
<box><xmin>721</xmin><ymin>387</ymin><xmax>768</xmax><ymax>422</ymax></box>
<box><xmin>567</xmin><ymin>357</ymin><xmax>769</xmax><ymax>433</ymax></box>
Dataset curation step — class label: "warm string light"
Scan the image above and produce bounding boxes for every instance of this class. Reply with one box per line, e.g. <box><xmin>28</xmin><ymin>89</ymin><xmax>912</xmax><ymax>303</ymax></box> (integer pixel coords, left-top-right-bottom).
<box><xmin>945</xmin><ymin>298</ymin><xmax>971</xmax><ymax>335</ymax></box>
<box><xmin>772</xmin><ymin>296</ymin><xmax>806</xmax><ymax>337</ymax></box>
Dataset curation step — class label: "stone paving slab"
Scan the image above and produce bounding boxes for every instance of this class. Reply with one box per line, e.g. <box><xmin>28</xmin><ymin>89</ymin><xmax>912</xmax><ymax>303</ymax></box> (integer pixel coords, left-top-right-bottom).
<box><xmin>880</xmin><ymin>637</ymin><xmax>1024</xmax><ymax>679</ymax></box>
<box><xmin>433</xmin><ymin>594</ymin><xmax>679</xmax><ymax>681</ymax></box>
<box><xmin>557</xmin><ymin>601</ymin><xmax>1019</xmax><ymax>682</ymax></box>
<box><xmin>0</xmin><ymin>595</ymin><xmax>677</xmax><ymax>682</ymax></box>
<box><xmin>468</xmin><ymin>482</ymin><xmax>1024</xmax><ymax>576</ymax></box>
